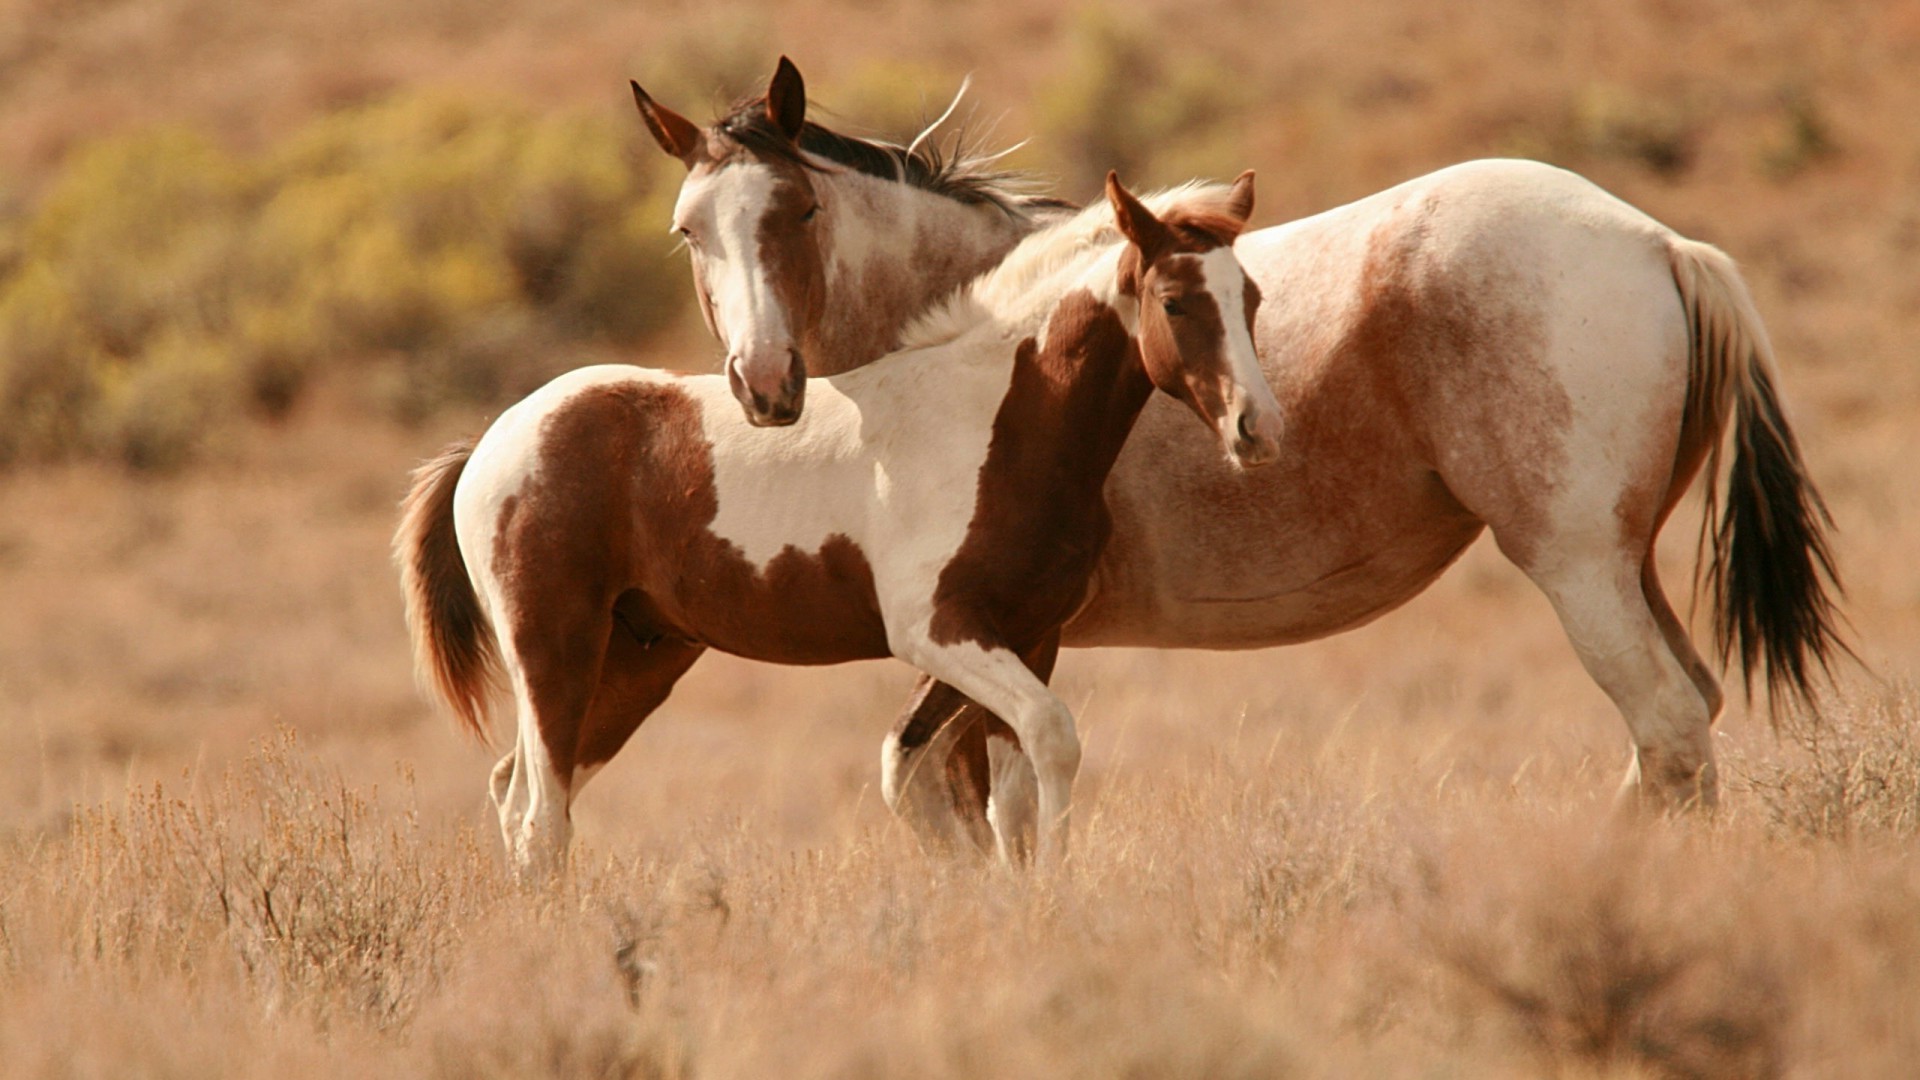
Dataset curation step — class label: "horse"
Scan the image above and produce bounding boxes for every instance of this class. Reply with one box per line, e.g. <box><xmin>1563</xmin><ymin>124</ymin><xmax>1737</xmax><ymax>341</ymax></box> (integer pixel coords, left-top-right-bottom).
<box><xmin>630</xmin><ymin>55</ymin><xmax>1076</xmax><ymax>427</ymax></box>
<box><xmin>395</xmin><ymin>173</ymin><xmax>1280</xmax><ymax>873</ymax></box>
<box><xmin>629</xmin><ymin>58</ymin><xmax>1846</xmax><ymax>857</ymax></box>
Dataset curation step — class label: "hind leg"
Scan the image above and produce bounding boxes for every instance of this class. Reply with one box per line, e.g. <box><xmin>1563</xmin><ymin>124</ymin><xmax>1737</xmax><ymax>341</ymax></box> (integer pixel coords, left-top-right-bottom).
<box><xmin>1642</xmin><ymin>560</ymin><xmax>1724</xmax><ymax>724</ymax></box>
<box><xmin>493</xmin><ymin>621</ymin><xmax>703</xmax><ymax>876</ymax></box>
<box><xmin>569</xmin><ymin>630</ymin><xmax>705</xmax><ymax>797</ymax></box>
<box><xmin>984</xmin><ymin>720</ymin><xmax>1038</xmax><ymax>864</ymax></box>
<box><xmin>881</xmin><ymin>677</ymin><xmax>996</xmax><ymax>856</ymax></box>
<box><xmin>1510</xmin><ymin>544</ymin><xmax>1719</xmax><ymax>810</ymax></box>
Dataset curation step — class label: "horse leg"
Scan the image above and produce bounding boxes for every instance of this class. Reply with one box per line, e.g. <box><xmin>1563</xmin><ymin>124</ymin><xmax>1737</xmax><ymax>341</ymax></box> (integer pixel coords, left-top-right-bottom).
<box><xmin>983</xmin><ymin>633</ymin><xmax>1056</xmax><ymax>864</ymax></box>
<box><xmin>1505</xmin><ymin>540</ymin><xmax>1720</xmax><ymax>810</ymax></box>
<box><xmin>984</xmin><ymin>719</ymin><xmax>1037</xmax><ymax>864</ymax></box>
<box><xmin>1641</xmin><ymin>559</ymin><xmax>1725</xmax><ymax>724</ymax></box>
<box><xmin>569</xmin><ymin>629</ymin><xmax>706</xmax><ymax>797</ymax></box>
<box><xmin>489</xmin><ymin>593</ymin><xmax>624</xmax><ymax>879</ymax></box>
<box><xmin>493</xmin><ymin>617</ymin><xmax>703</xmax><ymax>877</ymax></box>
<box><xmin>880</xmin><ymin>677</ymin><xmax>995</xmax><ymax>856</ymax></box>
<box><xmin>895</xmin><ymin>636</ymin><xmax>1082</xmax><ymax>866</ymax></box>
<box><xmin>880</xmin><ymin>635</ymin><xmax>1055</xmax><ymax>862</ymax></box>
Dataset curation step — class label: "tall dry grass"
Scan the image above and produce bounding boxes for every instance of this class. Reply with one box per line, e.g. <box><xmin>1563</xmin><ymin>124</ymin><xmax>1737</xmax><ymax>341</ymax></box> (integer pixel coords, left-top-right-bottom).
<box><xmin>6</xmin><ymin>693</ymin><xmax>1919</xmax><ymax>1078</ymax></box>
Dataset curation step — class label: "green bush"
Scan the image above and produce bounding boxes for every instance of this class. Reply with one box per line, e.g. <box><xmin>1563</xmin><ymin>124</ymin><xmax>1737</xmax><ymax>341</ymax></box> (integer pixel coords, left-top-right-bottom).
<box><xmin>0</xmin><ymin>91</ymin><xmax>688</xmax><ymax>470</ymax></box>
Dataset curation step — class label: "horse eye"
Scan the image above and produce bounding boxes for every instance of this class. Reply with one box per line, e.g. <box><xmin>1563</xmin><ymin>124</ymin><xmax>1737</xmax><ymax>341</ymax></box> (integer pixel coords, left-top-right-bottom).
<box><xmin>1161</xmin><ymin>297</ymin><xmax>1185</xmax><ymax>317</ymax></box>
<box><xmin>675</xmin><ymin>226</ymin><xmax>698</xmax><ymax>246</ymax></box>
<box><xmin>801</xmin><ymin>204</ymin><xmax>821</xmax><ymax>223</ymax></box>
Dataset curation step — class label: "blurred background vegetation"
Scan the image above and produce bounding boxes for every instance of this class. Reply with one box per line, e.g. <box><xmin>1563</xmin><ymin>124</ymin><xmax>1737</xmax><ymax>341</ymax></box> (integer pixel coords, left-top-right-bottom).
<box><xmin>0</xmin><ymin>97</ymin><xmax>685</xmax><ymax>469</ymax></box>
<box><xmin>0</xmin><ymin>1</ymin><xmax>1904</xmax><ymax>471</ymax></box>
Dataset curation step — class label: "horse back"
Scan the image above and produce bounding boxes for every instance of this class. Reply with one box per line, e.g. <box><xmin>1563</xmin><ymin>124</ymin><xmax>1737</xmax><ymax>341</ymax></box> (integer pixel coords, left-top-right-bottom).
<box><xmin>465</xmin><ymin>368</ymin><xmax>893</xmax><ymax>667</ymax></box>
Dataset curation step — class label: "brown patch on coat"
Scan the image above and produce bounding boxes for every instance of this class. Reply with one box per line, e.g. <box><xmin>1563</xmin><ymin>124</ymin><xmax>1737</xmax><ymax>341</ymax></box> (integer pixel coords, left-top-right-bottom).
<box><xmin>928</xmin><ymin>291</ymin><xmax>1154</xmax><ymax>651</ymax></box>
<box><xmin>489</xmin><ymin>380</ymin><xmax>889</xmax><ymax>776</ymax></box>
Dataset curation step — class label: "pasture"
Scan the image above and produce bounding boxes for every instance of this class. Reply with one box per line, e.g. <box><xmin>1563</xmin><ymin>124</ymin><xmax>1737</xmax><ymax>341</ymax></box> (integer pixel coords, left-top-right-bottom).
<box><xmin>1</xmin><ymin>0</ymin><xmax>1917</xmax><ymax>1075</ymax></box>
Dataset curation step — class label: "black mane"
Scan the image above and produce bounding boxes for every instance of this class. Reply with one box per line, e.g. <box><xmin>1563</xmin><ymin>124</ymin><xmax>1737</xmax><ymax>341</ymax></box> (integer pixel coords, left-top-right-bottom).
<box><xmin>713</xmin><ymin>96</ymin><xmax>1077</xmax><ymax>218</ymax></box>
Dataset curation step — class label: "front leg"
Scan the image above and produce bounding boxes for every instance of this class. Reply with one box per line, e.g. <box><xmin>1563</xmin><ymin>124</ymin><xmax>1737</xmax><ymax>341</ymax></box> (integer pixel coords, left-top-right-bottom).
<box><xmin>881</xmin><ymin>634</ymin><xmax>1057</xmax><ymax>863</ymax></box>
<box><xmin>894</xmin><ymin>633</ymin><xmax>1081</xmax><ymax>866</ymax></box>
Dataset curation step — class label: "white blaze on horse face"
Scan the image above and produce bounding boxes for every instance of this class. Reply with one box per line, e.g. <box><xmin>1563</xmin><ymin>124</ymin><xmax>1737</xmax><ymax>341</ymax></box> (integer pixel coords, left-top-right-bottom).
<box><xmin>1199</xmin><ymin>246</ymin><xmax>1283</xmax><ymax>467</ymax></box>
<box><xmin>675</xmin><ymin>163</ymin><xmax>794</xmax><ymax>358</ymax></box>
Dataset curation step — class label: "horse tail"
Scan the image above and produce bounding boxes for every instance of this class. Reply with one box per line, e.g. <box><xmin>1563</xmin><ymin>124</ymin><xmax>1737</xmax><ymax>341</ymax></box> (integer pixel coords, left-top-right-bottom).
<box><xmin>1667</xmin><ymin>236</ymin><xmax>1848</xmax><ymax>714</ymax></box>
<box><xmin>394</xmin><ymin>438</ymin><xmax>500</xmax><ymax>742</ymax></box>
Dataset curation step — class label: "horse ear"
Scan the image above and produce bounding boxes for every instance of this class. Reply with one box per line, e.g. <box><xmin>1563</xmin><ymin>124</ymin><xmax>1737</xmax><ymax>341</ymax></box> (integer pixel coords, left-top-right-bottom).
<box><xmin>767</xmin><ymin>55</ymin><xmax>807</xmax><ymax>142</ymax></box>
<box><xmin>1106</xmin><ymin>171</ymin><xmax>1173</xmax><ymax>265</ymax></box>
<box><xmin>631</xmin><ymin>80</ymin><xmax>703</xmax><ymax>166</ymax></box>
<box><xmin>1223</xmin><ymin>169</ymin><xmax>1256</xmax><ymax>228</ymax></box>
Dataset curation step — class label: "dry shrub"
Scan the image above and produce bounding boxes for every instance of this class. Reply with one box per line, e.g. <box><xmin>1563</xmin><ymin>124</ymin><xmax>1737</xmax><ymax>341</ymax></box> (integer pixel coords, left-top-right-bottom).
<box><xmin>61</xmin><ymin>729</ymin><xmax>483</xmax><ymax>1031</ymax></box>
<box><xmin>1733</xmin><ymin>684</ymin><xmax>1920</xmax><ymax>842</ymax></box>
<box><xmin>1425</xmin><ymin>822</ymin><xmax>1791</xmax><ymax>1079</ymax></box>
<box><xmin>415</xmin><ymin>912</ymin><xmax>698</xmax><ymax>1080</ymax></box>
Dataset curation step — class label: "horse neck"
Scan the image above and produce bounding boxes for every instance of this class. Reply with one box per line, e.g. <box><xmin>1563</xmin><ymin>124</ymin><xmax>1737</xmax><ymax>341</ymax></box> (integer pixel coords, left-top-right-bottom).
<box><xmin>980</xmin><ymin>275</ymin><xmax>1156</xmax><ymax>524</ymax></box>
<box><xmin>807</xmin><ymin>172</ymin><xmax>1040</xmax><ymax>375</ymax></box>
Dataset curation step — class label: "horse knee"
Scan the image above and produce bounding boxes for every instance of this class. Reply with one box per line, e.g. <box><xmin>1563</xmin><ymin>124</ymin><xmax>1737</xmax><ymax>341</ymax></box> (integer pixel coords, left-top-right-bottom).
<box><xmin>1025</xmin><ymin>711</ymin><xmax>1081</xmax><ymax>781</ymax></box>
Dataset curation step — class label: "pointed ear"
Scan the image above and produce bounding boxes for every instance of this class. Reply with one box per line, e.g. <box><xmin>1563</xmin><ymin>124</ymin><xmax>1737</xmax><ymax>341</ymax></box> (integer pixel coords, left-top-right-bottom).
<box><xmin>631</xmin><ymin>80</ymin><xmax>703</xmax><ymax>166</ymax></box>
<box><xmin>1106</xmin><ymin>171</ymin><xmax>1173</xmax><ymax>266</ymax></box>
<box><xmin>766</xmin><ymin>55</ymin><xmax>807</xmax><ymax>142</ymax></box>
<box><xmin>1223</xmin><ymin>169</ymin><xmax>1256</xmax><ymax>229</ymax></box>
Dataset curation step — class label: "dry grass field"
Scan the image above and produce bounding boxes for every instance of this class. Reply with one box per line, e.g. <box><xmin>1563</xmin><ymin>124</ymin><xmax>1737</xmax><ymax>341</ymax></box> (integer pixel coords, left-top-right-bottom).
<box><xmin>1</xmin><ymin>0</ymin><xmax>1918</xmax><ymax>1075</ymax></box>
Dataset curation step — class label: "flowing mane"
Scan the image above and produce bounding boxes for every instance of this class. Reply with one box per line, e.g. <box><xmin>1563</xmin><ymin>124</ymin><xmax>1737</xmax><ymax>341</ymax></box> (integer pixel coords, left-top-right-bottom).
<box><xmin>898</xmin><ymin>181</ymin><xmax>1244</xmax><ymax>351</ymax></box>
<box><xmin>712</xmin><ymin>94</ymin><xmax>1076</xmax><ymax>221</ymax></box>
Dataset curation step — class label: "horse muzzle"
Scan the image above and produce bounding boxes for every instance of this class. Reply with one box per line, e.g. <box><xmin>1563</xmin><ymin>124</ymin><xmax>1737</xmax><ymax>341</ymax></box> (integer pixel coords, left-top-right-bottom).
<box><xmin>1228</xmin><ymin>406</ymin><xmax>1283</xmax><ymax>468</ymax></box>
<box><xmin>726</xmin><ymin>347</ymin><xmax>808</xmax><ymax>427</ymax></box>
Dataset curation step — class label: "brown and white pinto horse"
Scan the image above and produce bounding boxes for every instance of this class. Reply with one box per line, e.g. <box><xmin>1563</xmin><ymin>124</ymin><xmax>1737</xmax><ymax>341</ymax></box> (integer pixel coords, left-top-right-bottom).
<box><xmin>632</xmin><ymin>61</ymin><xmax>1846</xmax><ymax>856</ymax></box>
<box><xmin>396</xmin><ymin>175</ymin><xmax>1278</xmax><ymax>873</ymax></box>
<box><xmin>631</xmin><ymin>56</ymin><xmax>1074</xmax><ymax>426</ymax></box>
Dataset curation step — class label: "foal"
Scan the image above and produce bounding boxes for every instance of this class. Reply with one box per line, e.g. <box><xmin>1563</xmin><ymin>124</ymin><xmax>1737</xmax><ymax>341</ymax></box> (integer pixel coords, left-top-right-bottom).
<box><xmin>397</xmin><ymin>174</ymin><xmax>1279</xmax><ymax>873</ymax></box>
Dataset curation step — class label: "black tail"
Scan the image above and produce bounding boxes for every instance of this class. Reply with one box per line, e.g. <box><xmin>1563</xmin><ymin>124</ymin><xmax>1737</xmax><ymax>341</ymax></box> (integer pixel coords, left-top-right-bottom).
<box><xmin>1670</xmin><ymin>238</ymin><xmax>1850</xmax><ymax>714</ymax></box>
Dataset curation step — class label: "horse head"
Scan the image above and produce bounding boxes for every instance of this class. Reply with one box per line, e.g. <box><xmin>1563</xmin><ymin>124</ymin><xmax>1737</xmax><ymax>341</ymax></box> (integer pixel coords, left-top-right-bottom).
<box><xmin>1108</xmin><ymin>172</ymin><xmax>1282</xmax><ymax>468</ymax></box>
<box><xmin>632</xmin><ymin>57</ymin><xmax>820</xmax><ymax>426</ymax></box>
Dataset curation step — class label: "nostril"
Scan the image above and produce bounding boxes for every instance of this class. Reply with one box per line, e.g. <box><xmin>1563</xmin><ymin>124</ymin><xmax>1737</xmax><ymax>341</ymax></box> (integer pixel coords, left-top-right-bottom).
<box><xmin>1237</xmin><ymin>412</ymin><xmax>1255</xmax><ymax>444</ymax></box>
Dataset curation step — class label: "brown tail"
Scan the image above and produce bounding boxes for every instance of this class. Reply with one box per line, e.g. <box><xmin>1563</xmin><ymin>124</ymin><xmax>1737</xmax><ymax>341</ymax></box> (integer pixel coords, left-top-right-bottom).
<box><xmin>1669</xmin><ymin>238</ymin><xmax>1849</xmax><ymax>714</ymax></box>
<box><xmin>394</xmin><ymin>438</ymin><xmax>500</xmax><ymax>742</ymax></box>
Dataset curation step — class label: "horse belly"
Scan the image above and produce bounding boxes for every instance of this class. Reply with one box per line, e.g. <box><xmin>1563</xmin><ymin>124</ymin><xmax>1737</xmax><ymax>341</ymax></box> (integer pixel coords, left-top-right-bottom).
<box><xmin>653</xmin><ymin>537</ymin><xmax>895</xmax><ymax>666</ymax></box>
<box><xmin>1060</xmin><ymin>391</ymin><xmax>1483</xmax><ymax>650</ymax></box>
